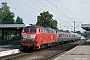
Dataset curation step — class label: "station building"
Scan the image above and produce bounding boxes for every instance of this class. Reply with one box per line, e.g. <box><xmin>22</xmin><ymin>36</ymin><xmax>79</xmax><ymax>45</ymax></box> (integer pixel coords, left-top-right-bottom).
<box><xmin>0</xmin><ymin>24</ymin><xmax>27</xmax><ymax>45</ymax></box>
<box><xmin>81</xmin><ymin>24</ymin><xmax>90</xmax><ymax>31</ymax></box>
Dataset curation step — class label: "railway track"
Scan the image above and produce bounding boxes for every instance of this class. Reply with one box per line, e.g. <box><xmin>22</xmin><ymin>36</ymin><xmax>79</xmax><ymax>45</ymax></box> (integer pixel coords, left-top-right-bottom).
<box><xmin>0</xmin><ymin>39</ymin><xmax>86</xmax><ymax>60</ymax></box>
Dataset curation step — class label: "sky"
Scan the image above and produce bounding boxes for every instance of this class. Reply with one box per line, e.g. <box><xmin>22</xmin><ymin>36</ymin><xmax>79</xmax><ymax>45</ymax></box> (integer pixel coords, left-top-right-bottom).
<box><xmin>0</xmin><ymin>0</ymin><xmax>90</xmax><ymax>32</ymax></box>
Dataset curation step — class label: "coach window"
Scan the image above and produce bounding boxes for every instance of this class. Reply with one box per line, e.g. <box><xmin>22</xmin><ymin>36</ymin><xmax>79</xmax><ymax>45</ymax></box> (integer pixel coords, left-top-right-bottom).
<box><xmin>59</xmin><ymin>34</ymin><xmax>62</xmax><ymax>37</ymax></box>
<box><xmin>62</xmin><ymin>34</ymin><xmax>64</xmax><ymax>37</ymax></box>
<box><xmin>41</xmin><ymin>29</ymin><xmax>44</xmax><ymax>33</ymax></box>
<box><xmin>65</xmin><ymin>34</ymin><xmax>67</xmax><ymax>37</ymax></box>
<box><xmin>44</xmin><ymin>29</ymin><xmax>46</xmax><ymax>33</ymax></box>
<box><xmin>53</xmin><ymin>31</ymin><xmax>54</xmax><ymax>34</ymax></box>
<box><xmin>42</xmin><ymin>29</ymin><xmax>44</xmax><ymax>33</ymax></box>
<box><xmin>41</xmin><ymin>29</ymin><xmax>42</xmax><ymax>32</ymax></box>
<box><xmin>49</xmin><ymin>30</ymin><xmax>51</xmax><ymax>33</ymax></box>
<box><xmin>66</xmin><ymin>34</ymin><xmax>68</xmax><ymax>37</ymax></box>
<box><xmin>46</xmin><ymin>30</ymin><xmax>48</xmax><ymax>33</ymax></box>
<box><xmin>54</xmin><ymin>31</ymin><xmax>56</xmax><ymax>34</ymax></box>
<box><xmin>63</xmin><ymin>34</ymin><xmax>65</xmax><ymax>37</ymax></box>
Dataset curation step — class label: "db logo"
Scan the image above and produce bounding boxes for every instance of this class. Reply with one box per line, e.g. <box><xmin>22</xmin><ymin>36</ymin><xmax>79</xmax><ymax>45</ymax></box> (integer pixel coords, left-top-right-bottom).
<box><xmin>27</xmin><ymin>35</ymin><xmax>30</xmax><ymax>38</ymax></box>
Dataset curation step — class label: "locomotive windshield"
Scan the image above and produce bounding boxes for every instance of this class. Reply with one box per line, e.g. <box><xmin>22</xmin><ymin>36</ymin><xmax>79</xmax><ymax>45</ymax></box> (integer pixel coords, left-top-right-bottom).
<box><xmin>23</xmin><ymin>27</ymin><xmax>29</xmax><ymax>32</ymax></box>
<box><xmin>30</xmin><ymin>29</ymin><xmax>36</xmax><ymax>32</ymax></box>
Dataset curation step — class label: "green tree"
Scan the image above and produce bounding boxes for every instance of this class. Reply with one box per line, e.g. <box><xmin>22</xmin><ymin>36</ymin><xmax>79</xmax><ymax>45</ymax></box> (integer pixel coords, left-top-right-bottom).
<box><xmin>75</xmin><ymin>31</ymin><xmax>81</xmax><ymax>34</ymax></box>
<box><xmin>0</xmin><ymin>2</ymin><xmax>15</xmax><ymax>24</ymax></box>
<box><xmin>0</xmin><ymin>2</ymin><xmax>10</xmax><ymax>22</ymax></box>
<box><xmin>51</xmin><ymin>20</ymin><xmax>58</xmax><ymax>29</ymax></box>
<box><xmin>82</xmin><ymin>31</ymin><xmax>90</xmax><ymax>38</ymax></box>
<box><xmin>1</xmin><ymin>12</ymin><xmax>15</xmax><ymax>24</ymax></box>
<box><xmin>36</xmin><ymin>11</ymin><xmax>58</xmax><ymax>30</ymax></box>
<box><xmin>15</xmin><ymin>16</ymin><xmax>24</xmax><ymax>24</ymax></box>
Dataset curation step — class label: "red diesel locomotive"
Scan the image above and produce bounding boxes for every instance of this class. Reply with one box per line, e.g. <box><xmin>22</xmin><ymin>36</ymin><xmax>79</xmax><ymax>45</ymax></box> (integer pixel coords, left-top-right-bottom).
<box><xmin>21</xmin><ymin>25</ymin><xmax>57</xmax><ymax>51</ymax></box>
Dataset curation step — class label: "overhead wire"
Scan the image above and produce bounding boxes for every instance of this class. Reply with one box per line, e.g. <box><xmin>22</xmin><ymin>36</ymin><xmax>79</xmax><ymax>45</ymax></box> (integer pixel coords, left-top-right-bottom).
<box><xmin>37</xmin><ymin>0</ymin><xmax>61</xmax><ymax>14</ymax></box>
<box><xmin>13</xmin><ymin>0</ymin><xmax>80</xmax><ymax>31</ymax></box>
<box><xmin>75</xmin><ymin>22</ymin><xmax>82</xmax><ymax>28</ymax></box>
<box><xmin>36</xmin><ymin>0</ymin><xmax>67</xmax><ymax>23</ymax></box>
<box><xmin>46</xmin><ymin>0</ymin><xmax>75</xmax><ymax>30</ymax></box>
<box><xmin>37</xmin><ymin>0</ymin><xmax>73</xmax><ymax>25</ymax></box>
<box><xmin>13</xmin><ymin>0</ymin><xmax>64</xmax><ymax>23</ymax></box>
<box><xmin>10</xmin><ymin>6</ymin><xmax>36</xmax><ymax>17</ymax></box>
<box><xmin>58</xmin><ymin>0</ymin><xmax>82</xmax><ymax>27</ymax></box>
<box><xmin>57</xmin><ymin>0</ymin><xmax>82</xmax><ymax>30</ymax></box>
<box><xmin>27</xmin><ymin>0</ymin><xmax>43</xmax><ymax>11</ymax></box>
<box><xmin>16</xmin><ymin>0</ymin><xmax>73</xmax><ymax>24</ymax></box>
<box><xmin>36</xmin><ymin>0</ymin><xmax>75</xmax><ymax>29</ymax></box>
<box><xmin>47</xmin><ymin>0</ymin><xmax>74</xmax><ymax>22</ymax></box>
<box><xmin>58</xmin><ymin>0</ymin><xmax>75</xmax><ymax>18</ymax></box>
<box><xmin>16</xmin><ymin>0</ymin><xmax>41</xmax><ymax>12</ymax></box>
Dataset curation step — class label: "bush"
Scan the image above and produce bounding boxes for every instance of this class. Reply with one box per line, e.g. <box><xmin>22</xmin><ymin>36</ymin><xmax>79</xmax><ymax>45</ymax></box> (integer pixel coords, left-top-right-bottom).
<box><xmin>10</xmin><ymin>34</ymin><xmax>20</xmax><ymax>40</ymax></box>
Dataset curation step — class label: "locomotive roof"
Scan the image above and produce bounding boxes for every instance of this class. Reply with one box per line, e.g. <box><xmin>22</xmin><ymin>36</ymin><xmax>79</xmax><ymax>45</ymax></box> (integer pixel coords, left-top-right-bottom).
<box><xmin>27</xmin><ymin>25</ymin><xmax>55</xmax><ymax>31</ymax></box>
<box><xmin>27</xmin><ymin>25</ymin><xmax>46</xmax><ymax>28</ymax></box>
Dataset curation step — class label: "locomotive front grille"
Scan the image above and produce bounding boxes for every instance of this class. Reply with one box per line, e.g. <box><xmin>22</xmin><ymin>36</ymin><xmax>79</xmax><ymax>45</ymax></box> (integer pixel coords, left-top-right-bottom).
<box><xmin>26</xmin><ymin>39</ymin><xmax>36</xmax><ymax>42</ymax></box>
<box><xmin>23</xmin><ymin>38</ymin><xmax>36</xmax><ymax>42</ymax></box>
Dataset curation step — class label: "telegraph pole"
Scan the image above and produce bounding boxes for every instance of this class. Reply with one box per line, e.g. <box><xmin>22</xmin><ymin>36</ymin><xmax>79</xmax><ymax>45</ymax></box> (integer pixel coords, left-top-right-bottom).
<box><xmin>74</xmin><ymin>21</ymin><xmax>76</xmax><ymax>41</ymax></box>
<box><xmin>74</xmin><ymin>21</ymin><xmax>75</xmax><ymax>33</ymax></box>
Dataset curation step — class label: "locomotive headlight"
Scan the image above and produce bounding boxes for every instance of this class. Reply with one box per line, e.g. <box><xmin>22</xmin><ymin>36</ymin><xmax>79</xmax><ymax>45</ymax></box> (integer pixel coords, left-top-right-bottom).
<box><xmin>22</xmin><ymin>33</ymin><xmax>27</xmax><ymax>38</ymax></box>
<box><xmin>23</xmin><ymin>39</ymin><xmax>26</xmax><ymax>41</ymax></box>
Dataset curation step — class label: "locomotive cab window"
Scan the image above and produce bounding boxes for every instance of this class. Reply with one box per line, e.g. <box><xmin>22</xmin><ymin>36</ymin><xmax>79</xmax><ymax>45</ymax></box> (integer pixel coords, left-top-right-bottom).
<box><xmin>23</xmin><ymin>28</ymin><xmax>29</xmax><ymax>32</ymax></box>
<box><xmin>30</xmin><ymin>29</ymin><xmax>36</xmax><ymax>32</ymax></box>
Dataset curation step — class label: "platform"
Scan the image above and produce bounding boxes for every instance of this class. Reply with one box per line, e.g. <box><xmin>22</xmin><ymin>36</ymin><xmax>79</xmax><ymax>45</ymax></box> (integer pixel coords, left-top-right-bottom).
<box><xmin>0</xmin><ymin>45</ymin><xmax>20</xmax><ymax>57</ymax></box>
<box><xmin>54</xmin><ymin>39</ymin><xmax>90</xmax><ymax>60</ymax></box>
